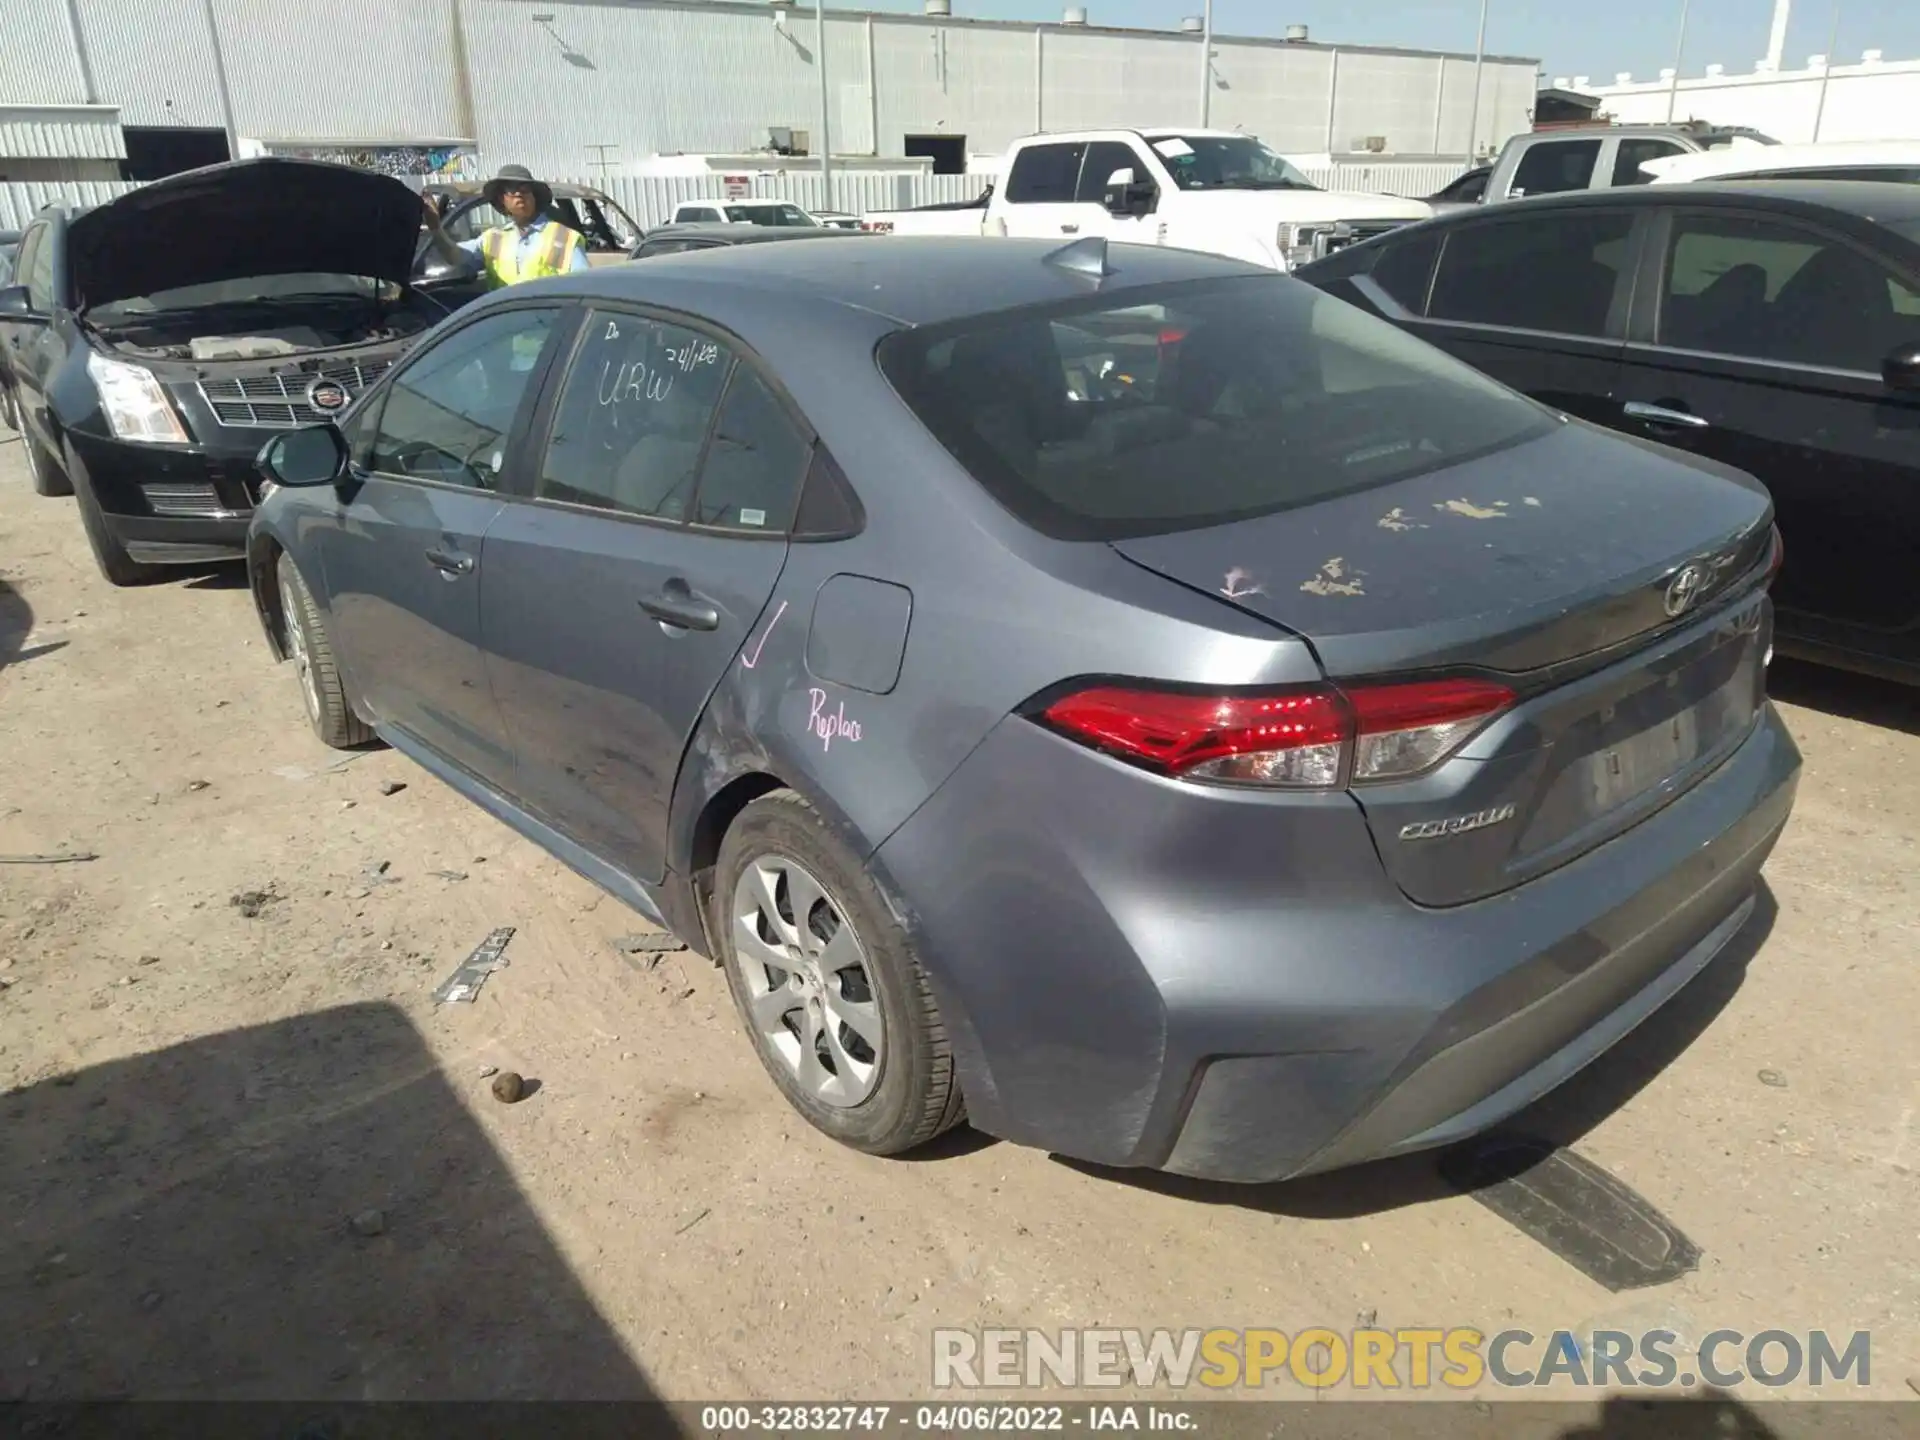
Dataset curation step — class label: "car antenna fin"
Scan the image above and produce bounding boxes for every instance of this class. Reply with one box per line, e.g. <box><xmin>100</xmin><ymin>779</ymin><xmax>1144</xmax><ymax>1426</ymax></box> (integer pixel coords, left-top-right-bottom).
<box><xmin>1044</xmin><ymin>235</ymin><xmax>1111</xmax><ymax>281</ymax></box>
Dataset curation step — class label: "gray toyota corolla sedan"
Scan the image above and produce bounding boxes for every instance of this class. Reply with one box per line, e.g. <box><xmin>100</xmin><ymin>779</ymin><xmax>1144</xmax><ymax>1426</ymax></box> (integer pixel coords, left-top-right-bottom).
<box><xmin>246</xmin><ymin>235</ymin><xmax>1799</xmax><ymax>1183</ymax></box>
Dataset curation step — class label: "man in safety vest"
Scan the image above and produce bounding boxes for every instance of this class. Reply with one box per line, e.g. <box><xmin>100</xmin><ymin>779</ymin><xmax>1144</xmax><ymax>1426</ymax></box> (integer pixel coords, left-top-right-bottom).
<box><xmin>423</xmin><ymin>164</ymin><xmax>589</xmax><ymax>288</ymax></box>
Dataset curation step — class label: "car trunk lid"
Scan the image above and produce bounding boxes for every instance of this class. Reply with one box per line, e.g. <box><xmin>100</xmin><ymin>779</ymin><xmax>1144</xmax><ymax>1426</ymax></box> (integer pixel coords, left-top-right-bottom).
<box><xmin>1110</xmin><ymin>420</ymin><xmax>1777</xmax><ymax>906</ymax></box>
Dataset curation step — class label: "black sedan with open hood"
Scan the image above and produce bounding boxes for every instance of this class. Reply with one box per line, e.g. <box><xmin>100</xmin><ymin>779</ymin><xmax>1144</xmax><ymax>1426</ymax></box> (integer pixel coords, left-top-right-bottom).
<box><xmin>0</xmin><ymin>158</ymin><xmax>484</xmax><ymax>585</ymax></box>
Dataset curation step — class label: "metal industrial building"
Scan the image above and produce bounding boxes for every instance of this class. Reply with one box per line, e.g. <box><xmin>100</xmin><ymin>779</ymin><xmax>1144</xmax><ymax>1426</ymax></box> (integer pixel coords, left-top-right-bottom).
<box><xmin>1</xmin><ymin>0</ymin><xmax>1538</xmax><ymax>186</ymax></box>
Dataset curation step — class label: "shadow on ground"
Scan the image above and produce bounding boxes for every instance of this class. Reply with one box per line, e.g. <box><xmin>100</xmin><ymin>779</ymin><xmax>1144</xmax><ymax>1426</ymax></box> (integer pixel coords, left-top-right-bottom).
<box><xmin>1063</xmin><ymin>885</ymin><xmax>1778</xmax><ymax>1222</ymax></box>
<box><xmin>0</xmin><ymin>573</ymin><xmax>65</xmax><ymax>672</ymax></box>
<box><xmin>1768</xmin><ymin>658</ymin><xmax>1918</xmax><ymax>736</ymax></box>
<box><xmin>0</xmin><ymin>1001</ymin><xmax>662</xmax><ymax>1402</ymax></box>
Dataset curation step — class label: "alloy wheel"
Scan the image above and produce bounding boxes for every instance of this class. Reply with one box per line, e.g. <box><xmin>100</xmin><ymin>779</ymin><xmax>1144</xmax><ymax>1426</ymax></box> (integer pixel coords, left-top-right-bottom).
<box><xmin>279</xmin><ymin>570</ymin><xmax>322</xmax><ymax>725</ymax></box>
<box><xmin>730</xmin><ymin>855</ymin><xmax>884</xmax><ymax>1108</ymax></box>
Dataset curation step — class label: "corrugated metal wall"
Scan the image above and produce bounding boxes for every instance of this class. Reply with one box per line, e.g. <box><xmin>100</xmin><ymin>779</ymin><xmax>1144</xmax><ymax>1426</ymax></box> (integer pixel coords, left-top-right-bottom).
<box><xmin>0</xmin><ymin>0</ymin><xmax>1534</xmax><ymax>173</ymax></box>
<box><xmin>73</xmin><ymin>0</ymin><xmax>227</xmax><ymax>128</ymax></box>
<box><xmin>0</xmin><ymin>0</ymin><xmax>89</xmax><ymax>106</ymax></box>
<box><xmin>0</xmin><ymin>178</ymin><xmax>138</xmax><ymax>228</ymax></box>
<box><xmin>0</xmin><ymin>108</ymin><xmax>127</xmax><ymax>160</ymax></box>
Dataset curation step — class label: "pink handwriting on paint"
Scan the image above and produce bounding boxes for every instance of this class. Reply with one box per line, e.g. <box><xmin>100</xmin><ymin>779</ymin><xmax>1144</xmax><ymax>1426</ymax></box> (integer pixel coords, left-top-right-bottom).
<box><xmin>808</xmin><ymin>688</ymin><xmax>863</xmax><ymax>752</ymax></box>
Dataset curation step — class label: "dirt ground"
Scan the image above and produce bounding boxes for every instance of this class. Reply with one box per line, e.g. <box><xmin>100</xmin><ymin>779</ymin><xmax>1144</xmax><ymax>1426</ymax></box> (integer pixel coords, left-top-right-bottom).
<box><xmin>0</xmin><ymin>434</ymin><xmax>1915</xmax><ymax>1415</ymax></box>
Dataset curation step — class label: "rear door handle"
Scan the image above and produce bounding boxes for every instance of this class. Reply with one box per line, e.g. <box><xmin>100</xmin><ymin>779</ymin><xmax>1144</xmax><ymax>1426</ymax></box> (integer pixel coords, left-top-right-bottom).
<box><xmin>425</xmin><ymin>545</ymin><xmax>475</xmax><ymax>577</ymax></box>
<box><xmin>1060</xmin><ymin>223</ymin><xmax>1080</xmax><ymax>234</ymax></box>
<box><xmin>1624</xmin><ymin>401</ymin><xmax>1710</xmax><ymax>430</ymax></box>
<box><xmin>640</xmin><ymin>581</ymin><xmax>720</xmax><ymax>632</ymax></box>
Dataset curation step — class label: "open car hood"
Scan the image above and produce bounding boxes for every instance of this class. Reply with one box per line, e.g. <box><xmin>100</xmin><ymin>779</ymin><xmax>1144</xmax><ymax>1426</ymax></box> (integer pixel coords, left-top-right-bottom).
<box><xmin>68</xmin><ymin>158</ymin><xmax>423</xmax><ymax>310</ymax></box>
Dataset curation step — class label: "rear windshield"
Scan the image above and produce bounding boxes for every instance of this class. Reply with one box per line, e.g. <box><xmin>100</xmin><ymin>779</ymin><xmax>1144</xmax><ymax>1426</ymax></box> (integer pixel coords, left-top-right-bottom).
<box><xmin>877</xmin><ymin>276</ymin><xmax>1556</xmax><ymax>541</ymax></box>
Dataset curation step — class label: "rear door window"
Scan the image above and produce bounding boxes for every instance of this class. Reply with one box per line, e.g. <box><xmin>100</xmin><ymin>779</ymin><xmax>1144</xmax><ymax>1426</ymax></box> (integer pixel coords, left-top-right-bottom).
<box><xmin>1005</xmin><ymin>143</ymin><xmax>1088</xmax><ymax>205</ymax></box>
<box><xmin>878</xmin><ymin>275</ymin><xmax>1552</xmax><ymax>541</ymax></box>
<box><xmin>537</xmin><ymin>311</ymin><xmax>732</xmax><ymax>521</ymax></box>
<box><xmin>1429</xmin><ymin>211</ymin><xmax>1634</xmax><ymax>337</ymax></box>
<box><xmin>1612</xmin><ymin>138</ymin><xmax>1690</xmax><ymax>186</ymax></box>
<box><xmin>689</xmin><ymin>367</ymin><xmax>813</xmax><ymax>531</ymax></box>
<box><xmin>1369</xmin><ymin>232</ymin><xmax>1442</xmax><ymax>313</ymax></box>
<box><xmin>1657</xmin><ymin>211</ymin><xmax>1920</xmax><ymax>371</ymax></box>
<box><xmin>1510</xmin><ymin>139</ymin><xmax>1603</xmax><ymax>197</ymax></box>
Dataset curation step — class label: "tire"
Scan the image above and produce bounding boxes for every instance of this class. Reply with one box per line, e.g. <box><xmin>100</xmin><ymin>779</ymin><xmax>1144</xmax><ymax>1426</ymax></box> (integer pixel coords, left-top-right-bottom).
<box><xmin>277</xmin><ymin>555</ymin><xmax>374</xmax><ymax>750</ymax></box>
<box><xmin>69</xmin><ymin>453</ymin><xmax>157</xmax><ymax>584</ymax></box>
<box><xmin>22</xmin><ymin>428</ymin><xmax>73</xmax><ymax>499</ymax></box>
<box><xmin>714</xmin><ymin>790</ymin><xmax>965</xmax><ymax>1156</ymax></box>
<box><xmin>0</xmin><ymin>383</ymin><xmax>17</xmax><ymax>433</ymax></box>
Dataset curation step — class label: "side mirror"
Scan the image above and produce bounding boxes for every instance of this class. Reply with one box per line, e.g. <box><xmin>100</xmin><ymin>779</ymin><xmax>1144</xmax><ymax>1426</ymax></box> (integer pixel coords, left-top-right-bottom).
<box><xmin>257</xmin><ymin>424</ymin><xmax>349</xmax><ymax>489</ymax></box>
<box><xmin>0</xmin><ymin>284</ymin><xmax>48</xmax><ymax>324</ymax></box>
<box><xmin>1884</xmin><ymin>341</ymin><xmax>1920</xmax><ymax>393</ymax></box>
<box><xmin>415</xmin><ymin>249</ymin><xmax>483</xmax><ymax>290</ymax></box>
<box><xmin>1101</xmin><ymin>168</ymin><xmax>1157</xmax><ymax>218</ymax></box>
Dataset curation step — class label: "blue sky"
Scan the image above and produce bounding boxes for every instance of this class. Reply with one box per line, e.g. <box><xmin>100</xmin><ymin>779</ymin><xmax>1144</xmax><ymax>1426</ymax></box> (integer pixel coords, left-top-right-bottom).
<box><xmin>856</xmin><ymin>0</ymin><xmax>1913</xmax><ymax>84</ymax></box>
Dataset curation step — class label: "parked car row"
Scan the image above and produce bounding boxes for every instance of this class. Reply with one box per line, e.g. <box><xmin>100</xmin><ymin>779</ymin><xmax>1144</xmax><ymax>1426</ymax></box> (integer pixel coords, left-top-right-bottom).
<box><xmin>22</xmin><ymin>141</ymin><xmax>1915</xmax><ymax>1189</ymax></box>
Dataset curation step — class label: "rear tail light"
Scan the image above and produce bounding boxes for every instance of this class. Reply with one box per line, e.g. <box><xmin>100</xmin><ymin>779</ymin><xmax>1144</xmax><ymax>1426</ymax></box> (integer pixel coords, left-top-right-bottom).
<box><xmin>1037</xmin><ymin>677</ymin><xmax>1514</xmax><ymax>789</ymax></box>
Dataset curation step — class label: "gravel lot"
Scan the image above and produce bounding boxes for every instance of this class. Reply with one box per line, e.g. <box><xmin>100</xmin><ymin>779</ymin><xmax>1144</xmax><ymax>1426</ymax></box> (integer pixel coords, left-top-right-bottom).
<box><xmin>0</xmin><ymin>434</ymin><xmax>1914</xmax><ymax>1414</ymax></box>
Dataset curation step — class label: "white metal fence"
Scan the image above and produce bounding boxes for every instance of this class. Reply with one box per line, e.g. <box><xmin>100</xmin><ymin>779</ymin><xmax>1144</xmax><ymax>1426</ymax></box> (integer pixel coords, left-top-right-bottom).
<box><xmin>0</xmin><ymin>179</ymin><xmax>140</xmax><ymax>229</ymax></box>
<box><xmin>1</xmin><ymin>158</ymin><xmax>1467</xmax><ymax>238</ymax></box>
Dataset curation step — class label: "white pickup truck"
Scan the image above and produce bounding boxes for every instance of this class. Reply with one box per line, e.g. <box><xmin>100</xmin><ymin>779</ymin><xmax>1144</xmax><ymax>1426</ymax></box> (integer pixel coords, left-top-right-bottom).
<box><xmin>860</xmin><ymin>128</ymin><xmax>1431</xmax><ymax>270</ymax></box>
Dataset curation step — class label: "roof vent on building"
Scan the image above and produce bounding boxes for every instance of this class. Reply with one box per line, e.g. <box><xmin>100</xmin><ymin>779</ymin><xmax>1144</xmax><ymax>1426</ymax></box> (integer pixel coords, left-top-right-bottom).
<box><xmin>1755</xmin><ymin>58</ymin><xmax>1777</xmax><ymax>72</ymax></box>
<box><xmin>1615</xmin><ymin>72</ymin><xmax>1633</xmax><ymax>83</ymax></box>
<box><xmin>1062</xmin><ymin>6</ymin><xmax>1088</xmax><ymax>23</ymax></box>
<box><xmin>1808</xmin><ymin>54</ymin><xmax>1828</xmax><ymax>68</ymax></box>
<box><xmin>1180</xmin><ymin>15</ymin><xmax>1204</xmax><ymax>32</ymax></box>
<box><xmin>924</xmin><ymin>0</ymin><xmax>951</xmax><ymax>14</ymax></box>
<box><xmin>1705</xmin><ymin>63</ymin><xmax>1725</xmax><ymax>76</ymax></box>
<box><xmin>1862</xmin><ymin>48</ymin><xmax>1883</xmax><ymax>63</ymax></box>
<box><xmin>1284</xmin><ymin>24</ymin><xmax>1309</xmax><ymax>42</ymax></box>
<box><xmin>1572</xmin><ymin>75</ymin><xmax>1590</xmax><ymax>88</ymax></box>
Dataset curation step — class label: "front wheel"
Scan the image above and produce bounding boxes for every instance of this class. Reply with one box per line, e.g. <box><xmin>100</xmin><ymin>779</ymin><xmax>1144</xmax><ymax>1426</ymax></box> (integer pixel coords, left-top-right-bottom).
<box><xmin>22</xmin><ymin>428</ymin><xmax>74</xmax><ymax>499</ymax></box>
<box><xmin>277</xmin><ymin>556</ymin><xmax>374</xmax><ymax>749</ymax></box>
<box><xmin>714</xmin><ymin>791</ymin><xmax>964</xmax><ymax>1155</ymax></box>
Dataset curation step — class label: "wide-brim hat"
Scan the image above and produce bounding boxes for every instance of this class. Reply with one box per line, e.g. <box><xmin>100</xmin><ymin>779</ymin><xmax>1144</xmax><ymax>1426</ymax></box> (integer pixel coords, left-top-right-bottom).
<box><xmin>483</xmin><ymin>165</ymin><xmax>552</xmax><ymax>213</ymax></box>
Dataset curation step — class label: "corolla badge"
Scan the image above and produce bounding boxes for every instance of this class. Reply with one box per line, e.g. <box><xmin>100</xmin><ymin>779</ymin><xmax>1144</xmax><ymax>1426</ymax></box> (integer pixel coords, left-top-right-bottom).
<box><xmin>305</xmin><ymin>378</ymin><xmax>350</xmax><ymax>415</ymax></box>
<box><xmin>1400</xmin><ymin>804</ymin><xmax>1517</xmax><ymax>842</ymax></box>
<box><xmin>1664</xmin><ymin>562</ymin><xmax>1710</xmax><ymax>618</ymax></box>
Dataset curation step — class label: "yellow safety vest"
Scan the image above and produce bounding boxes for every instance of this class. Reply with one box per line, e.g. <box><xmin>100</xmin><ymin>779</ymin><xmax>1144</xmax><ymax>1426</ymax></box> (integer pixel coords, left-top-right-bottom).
<box><xmin>479</xmin><ymin>221</ymin><xmax>582</xmax><ymax>289</ymax></box>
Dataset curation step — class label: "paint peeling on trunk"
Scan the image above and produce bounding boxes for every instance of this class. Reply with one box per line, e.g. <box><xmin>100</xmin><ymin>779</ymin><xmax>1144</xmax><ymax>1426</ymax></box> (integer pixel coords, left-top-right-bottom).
<box><xmin>1435</xmin><ymin>498</ymin><xmax>1510</xmax><ymax>520</ymax></box>
<box><xmin>1301</xmin><ymin>557</ymin><xmax>1366</xmax><ymax>597</ymax></box>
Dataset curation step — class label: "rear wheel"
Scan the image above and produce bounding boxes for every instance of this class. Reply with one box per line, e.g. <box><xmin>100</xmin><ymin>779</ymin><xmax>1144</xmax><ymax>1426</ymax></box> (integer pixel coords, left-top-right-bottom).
<box><xmin>714</xmin><ymin>791</ymin><xmax>964</xmax><ymax>1155</ymax></box>
<box><xmin>278</xmin><ymin>556</ymin><xmax>374</xmax><ymax>750</ymax></box>
<box><xmin>69</xmin><ymin>452</ymin><xmax>158</xmax><ymax>584</ymax></box>
<box><xmin>0</xmin><ymin>382</ymin><xmax>17</xmax><ymax>432</ymax></box>
<box><xmin>22</xmin><ymin>428</ymin><xmax>74</xmax><ymax>499</ymax></box>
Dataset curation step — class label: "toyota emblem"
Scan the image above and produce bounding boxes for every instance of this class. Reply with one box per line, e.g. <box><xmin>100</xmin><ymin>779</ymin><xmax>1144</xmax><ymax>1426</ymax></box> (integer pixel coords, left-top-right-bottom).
<box><xmin>306</xmin><ymin>378</ymin><xmax>350</xmax><ymax>415</ymax></box>
<box><xmin>1664</xmin><ymin>563</ymin><xmax>1709</xmax><ymax>618</ymax></box>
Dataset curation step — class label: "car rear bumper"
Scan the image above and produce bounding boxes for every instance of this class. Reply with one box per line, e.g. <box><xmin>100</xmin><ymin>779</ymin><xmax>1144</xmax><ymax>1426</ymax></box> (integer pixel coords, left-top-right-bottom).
<box><xmin>65</xmin><ymin>431</ymin><xmax>254</xmax><ymax>563</ymax></box>
<box><xmin>873</xmin><ymin>702</ymin><xmax>1800</xmax><ymax>1183</ymax></box>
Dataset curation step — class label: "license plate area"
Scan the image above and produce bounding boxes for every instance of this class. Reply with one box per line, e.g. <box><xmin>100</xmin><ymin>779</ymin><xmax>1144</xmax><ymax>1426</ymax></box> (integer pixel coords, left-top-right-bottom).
<box><xmin>1516</xmin><ymin>617</ymin><xmax>1765</xmax><ymax>860</ymax></box>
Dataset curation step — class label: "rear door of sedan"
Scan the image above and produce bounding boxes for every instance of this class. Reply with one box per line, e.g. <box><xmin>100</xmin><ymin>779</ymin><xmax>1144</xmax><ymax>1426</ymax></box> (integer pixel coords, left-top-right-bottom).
<box><xmin>1611</xmin><ymin>202</ymin><xmax>1920</xmax><ymax>654</ymax></box>
<box><xmin>480</xmin><ymin>305</ymin><xmax>817</xmax><ymax>884</ymax></box>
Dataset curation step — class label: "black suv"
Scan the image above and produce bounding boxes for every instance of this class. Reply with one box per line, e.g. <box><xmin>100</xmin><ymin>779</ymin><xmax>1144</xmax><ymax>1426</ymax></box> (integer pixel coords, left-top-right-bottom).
<box><xmin>1298</xmin><ymin>180</ymin><xmax>1920</xmax><ymax>686</ymax></box>
<box><xmin>0</xmin><ymin>159</ymin><xmax>484</xmax><ymax>585</ymax></box>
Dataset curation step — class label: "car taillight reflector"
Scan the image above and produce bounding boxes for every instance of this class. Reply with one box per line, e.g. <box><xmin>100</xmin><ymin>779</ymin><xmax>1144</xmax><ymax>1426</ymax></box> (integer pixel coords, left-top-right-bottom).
<box><xmin>1038</xmin><ymin>677</ymin><xmax>1514</xmax><ymax>788</ymax></box>
<box><xmin>1347</xmin><ymin>678</ymin><xmax>1515</xmax><ymax>782</ymax></box>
